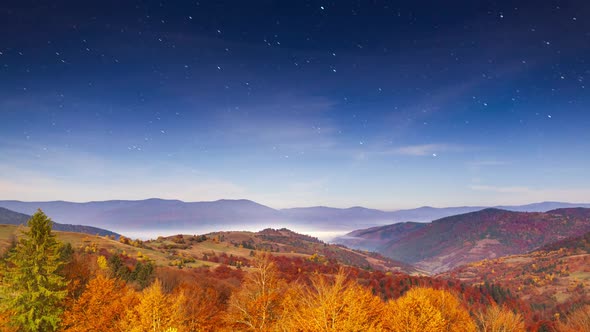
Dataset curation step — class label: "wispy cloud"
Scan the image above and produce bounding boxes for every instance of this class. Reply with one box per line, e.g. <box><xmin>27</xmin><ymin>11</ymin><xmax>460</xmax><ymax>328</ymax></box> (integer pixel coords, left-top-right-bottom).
<box><xmin>468</xmin><ymin>160</ymin><xmax>510</xmax><ymax>167</ymax></box>
<box><xmin>470</xmin><ymin>185</ymin><xmax>531</xmax><ymax>194</ymax></box>
<box><xmin>390</xmin><ymin>143</ymin><xmax>466</xmax><ymax>156</ymax></box>
<box><xmin>466</xmin><ymin>160</ymin><xmax>510</xmax><ymax>174</ymax></box>
<box><xmin>0</xmin><ymin>140</ymin><xmax>248</xmax><ymax>202</ymax></box>
<box><xmin>206</xmin><ymin>93</ymin><xmax>340</xmax><ymax>152</ymax></box>
<box><xmin>469</xmin><ymin>185</ymin><xmax>590</xmax><ymax>203</ymax></box>
<box><xmin>0</xmin><ymin>174</ymin><xmax>246</xmax><ymax>203</ymax></box>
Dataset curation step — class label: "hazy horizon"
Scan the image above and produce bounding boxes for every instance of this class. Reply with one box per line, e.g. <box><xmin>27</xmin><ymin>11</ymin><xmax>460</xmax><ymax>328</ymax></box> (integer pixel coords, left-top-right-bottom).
<box><xmin>2</xmin><ymin>197</ymin><xmax>590</xmax><ymax>212</ymax></box>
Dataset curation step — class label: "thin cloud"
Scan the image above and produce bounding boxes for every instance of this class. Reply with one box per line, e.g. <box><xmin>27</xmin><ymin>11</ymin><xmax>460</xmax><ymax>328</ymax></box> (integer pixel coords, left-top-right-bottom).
<box><xmin>391</xmin><ymin>143</ymin><xmax>465</xmax><ymax>156</ymax></box>
<box><xmin>470</xmin><ymin>185</ymin><xmax>531</xmax><ymax>194</ymax></box>
<box><xmin>468</xmin><ymin>160</ymin><xmax>510</xmax><ymax>167</ymax></box>
<box><xmin>0</xmin><ymin>175</ymin><xmax>246</xmax><ymax>203</ymax></box>
<box><xmin>469</xmin><ymin>185</ymin><xmax>590</xmax><ymax>203</ymax></box>
<box><xmin>0</xmin><ymin>141</ymin><xmax>248</xmax><ymax>202</ymax></box>
<box><xmin>207</xmin><ymin>93</ymin><xmax>340</xmax><ymax>152</ymax></box>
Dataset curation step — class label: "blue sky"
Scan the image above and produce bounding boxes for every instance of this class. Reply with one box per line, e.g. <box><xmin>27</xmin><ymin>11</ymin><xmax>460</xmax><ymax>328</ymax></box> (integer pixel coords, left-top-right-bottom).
<box><xmin>1</xmin><ymin>1</ymin><xmax>589</xmax><ymax>209</ymax></box>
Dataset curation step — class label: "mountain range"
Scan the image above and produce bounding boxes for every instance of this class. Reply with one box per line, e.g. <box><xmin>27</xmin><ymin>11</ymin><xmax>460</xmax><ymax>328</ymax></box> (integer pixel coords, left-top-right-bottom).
<box><xmin>0</xmin><ymin>199</ymin><xmax>588</xmax><ymax>239</ymax></box>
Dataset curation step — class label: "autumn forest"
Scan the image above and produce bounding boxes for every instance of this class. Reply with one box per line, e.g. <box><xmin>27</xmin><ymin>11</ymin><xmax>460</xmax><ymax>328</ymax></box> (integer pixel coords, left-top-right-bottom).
<box><xmin>1</xmin><ymin>211</ymin><xmax>589</xmax><ymax>331</ymax></box>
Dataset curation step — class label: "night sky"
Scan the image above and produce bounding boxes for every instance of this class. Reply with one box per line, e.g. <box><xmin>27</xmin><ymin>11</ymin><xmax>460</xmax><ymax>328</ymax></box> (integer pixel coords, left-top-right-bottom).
<box><xmin>1</xmin><ymin>1</ymin><xmax>590</xmax><ymax>209</ymax></box>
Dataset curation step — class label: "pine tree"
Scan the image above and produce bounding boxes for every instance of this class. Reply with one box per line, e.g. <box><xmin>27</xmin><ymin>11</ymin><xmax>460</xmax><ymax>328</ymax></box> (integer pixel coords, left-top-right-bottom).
<box><xmin>0</xmin><ymin>209</ymin><xmax>68</xmax><ymax>331</ymax></box>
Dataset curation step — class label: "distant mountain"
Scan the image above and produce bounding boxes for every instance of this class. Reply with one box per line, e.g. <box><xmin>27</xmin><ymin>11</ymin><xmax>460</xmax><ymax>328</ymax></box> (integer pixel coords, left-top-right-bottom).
<box><xmin>388</xmin><ymin>206</ymin><xmax>486</xmax><ymax>223</ymax></box>
<box><xmin>496</xmin><ymin>201</ymin><xmax>590</xmax><ymax>212</ymax></box>
<box><xmin>0</xmin><ymin>199</ymin><xmax>281</xmax><ymax>234</ymax></box>
<box><xmin>386</xmin><ymin>202</ymin><xmax>590</xmax><ymax>222</ymax></box>
<box><xmin>0</xmin><ymin>207</ymin><xmax>29</xmax><ymax>225</ymax></box>
<box><xmin>337</xmin><ymin>208</ymin><xmax>590</xmax><ymax>274</ymax></box>
<box><xmin>0</xmin><ymin>207</ymin><xmax>120</xmax><ymax>238</ymax></box>
<box><xmin>280</xmin><ymin>206</ymin><xmax>394</xmax><ymax>229</ymax></box>
<box><xmin>0</xmin><ymin>199</ymin><xmax>589</xmax><ymax>240</ymax></box>
<box><xmin>281</xmin><ymin>205</ymin><xmax>389</xmax><ymax>220</ymax></box>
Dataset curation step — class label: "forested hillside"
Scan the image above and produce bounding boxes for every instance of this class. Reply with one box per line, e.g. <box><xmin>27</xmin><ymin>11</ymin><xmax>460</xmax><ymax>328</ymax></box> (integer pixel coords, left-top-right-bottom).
<box><xmin>439</xmin><ymin>230</ymin><xmax>590</xmax><ymax>326</ymax></box>
<box><xmin>338</xmin><ymin>208</ymin><xmax>590</xmax><ymax>274</ymax></box>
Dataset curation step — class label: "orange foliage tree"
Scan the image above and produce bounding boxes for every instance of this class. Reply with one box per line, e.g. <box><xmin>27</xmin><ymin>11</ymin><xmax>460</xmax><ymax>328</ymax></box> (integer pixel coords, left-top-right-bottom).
<box><xmin>61</xmin><ymin>273</ymin><xmax>138</xmax><ymax>332</ymax></box>
<box><xmin>0</xmin><ymin>310</ymin><xmax>18</xmax><ymax>332</ymax></box>
<box><xmin>383</xmin><ymin>287</ymin><xmax>476</xmax><ymax>332</ymax></box>
<box><xmin>176</xmin><ymin>282</ymin><xmax>226</xmax><ymax>332</ymax></box>
<box><xmin>60</xmin><ymin>252</ymin><xmax>99</xmax><ymax>307</ymax></box>
<box><xmin>280</xmin><ymin>269</ymin><xmax>384</xmax><ymax>331</ymax></box>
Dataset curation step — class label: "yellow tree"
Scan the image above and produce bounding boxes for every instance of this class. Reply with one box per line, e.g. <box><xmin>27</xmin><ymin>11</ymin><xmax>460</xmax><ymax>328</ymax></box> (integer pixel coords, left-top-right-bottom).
<box><xmin>61</xmin><ymin>273</ymin><xmax>139</xmax><ymax>332</ymax></box>
<box><xmin>383</xmin><ymin>287</ymin><xmax>476</xmax><ymax>332</ymax></box>
<box><xmin>280</xmin><ymin>269</ymin><xmax>384</xmax><ymax>331</ymax></box>
<box><xmin>383</xmin><ymin>290</ymin><xmax>445</xmax><ymax>332</ymax></box>
<box><xmin>413</xmin><ymin>287</ymin><xmax>476</xmax><ymax>332</ymax></box>
<box><xmin>475</xmin><ymin>304</ymin><xmax>526</xmax><ymax>332</ymax></box>
<box><xmin>556</xmin><ymin>305</ymin><xmax>590</xmax><ymax>332</ymax></box>
<box><xmin>225</xmin><ymin>254</ymin><xmax>285</xmax><ymax>331</ymax></box>
<box><xmin>120</xmin><ymin>278</ymin><xmax>185</xmax><ymax>332</ymax></box>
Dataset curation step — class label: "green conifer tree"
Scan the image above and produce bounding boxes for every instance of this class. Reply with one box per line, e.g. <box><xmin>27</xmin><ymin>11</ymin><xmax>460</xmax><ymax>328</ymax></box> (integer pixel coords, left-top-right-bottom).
<box><xmin>0</xmin><ymin>209</ymin><xmax>68</xmax><ymax>331</ymax></box>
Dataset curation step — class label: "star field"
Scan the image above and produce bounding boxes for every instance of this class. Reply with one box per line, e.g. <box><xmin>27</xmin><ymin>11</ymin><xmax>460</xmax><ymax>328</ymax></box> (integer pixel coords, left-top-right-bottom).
<box><xmin>1</xmin><ymin>1</ymin><xmax>589</xmax><ymax>208</ymax></box>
